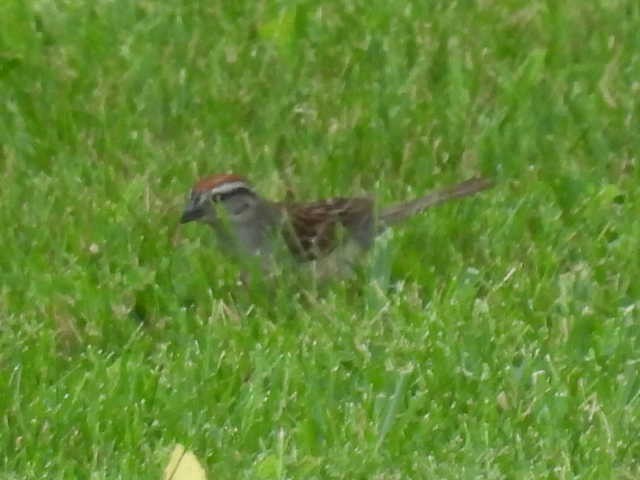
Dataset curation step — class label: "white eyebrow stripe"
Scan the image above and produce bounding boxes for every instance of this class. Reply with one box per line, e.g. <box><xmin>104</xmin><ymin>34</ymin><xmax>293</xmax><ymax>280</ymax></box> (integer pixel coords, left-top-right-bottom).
<box><xmin>208</xmin><ymin>181</ymin><xmax>250</xmax><ymax>196</ymax></box>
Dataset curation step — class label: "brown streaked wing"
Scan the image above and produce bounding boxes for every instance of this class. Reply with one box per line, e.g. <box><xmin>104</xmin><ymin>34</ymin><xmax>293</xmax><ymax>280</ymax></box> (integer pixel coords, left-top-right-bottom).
<box><xmin>281</xmin><ymin>197</ymin><xmax>374</xmax><ymax>261</ymax></box>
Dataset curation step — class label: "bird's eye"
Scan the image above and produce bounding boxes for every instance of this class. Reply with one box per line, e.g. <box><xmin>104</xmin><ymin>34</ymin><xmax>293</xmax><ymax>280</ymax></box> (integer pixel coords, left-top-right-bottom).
<box><xmin>212</xmin><ymin>194</ymin><xmax>221</xmax><ymax>203</ymax></box>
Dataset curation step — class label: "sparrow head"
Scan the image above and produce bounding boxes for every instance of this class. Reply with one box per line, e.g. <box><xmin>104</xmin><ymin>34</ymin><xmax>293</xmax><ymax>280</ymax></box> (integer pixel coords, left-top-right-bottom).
<box><xmin>180</xmin><ymin>173</ymin><xmax>256</xmax><ymax>224</ymax></box>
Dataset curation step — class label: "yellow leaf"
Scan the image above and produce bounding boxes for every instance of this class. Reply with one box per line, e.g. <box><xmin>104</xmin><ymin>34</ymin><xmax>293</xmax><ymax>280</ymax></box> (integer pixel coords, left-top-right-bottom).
<box><xmin>163</xmin><ymin>444</ymin><xmax>207</xmax><ymax>480</ymax></box>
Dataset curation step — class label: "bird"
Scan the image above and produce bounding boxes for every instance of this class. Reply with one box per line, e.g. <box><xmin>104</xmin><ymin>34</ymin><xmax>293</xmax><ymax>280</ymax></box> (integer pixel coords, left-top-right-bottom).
<box><xmin>180</xmin><ymin>173</ymin><xmax>492</xmax><ymax>267</ymax></box>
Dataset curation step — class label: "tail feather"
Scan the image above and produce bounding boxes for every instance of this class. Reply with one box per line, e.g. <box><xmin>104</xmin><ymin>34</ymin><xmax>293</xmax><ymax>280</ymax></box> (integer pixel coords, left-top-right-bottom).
<box><xmin>378</xmin><ymin>177</ymin><xmax>493</xmax><ymax>230</ymax></box>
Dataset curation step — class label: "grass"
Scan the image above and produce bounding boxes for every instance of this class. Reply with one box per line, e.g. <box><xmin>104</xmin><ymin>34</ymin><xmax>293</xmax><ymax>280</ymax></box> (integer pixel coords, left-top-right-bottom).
<box><xmin>1</xmin><ymin>0</ymin><xmax>639</xmax><ymax>478</ymax></box>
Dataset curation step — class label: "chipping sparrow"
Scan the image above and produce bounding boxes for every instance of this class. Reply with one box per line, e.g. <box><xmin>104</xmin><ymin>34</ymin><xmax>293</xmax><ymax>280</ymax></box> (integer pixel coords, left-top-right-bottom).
<box><xmin>180</xmin><ymin>173</ymin><xmax>492</xmax><ymax>268</ymax></box>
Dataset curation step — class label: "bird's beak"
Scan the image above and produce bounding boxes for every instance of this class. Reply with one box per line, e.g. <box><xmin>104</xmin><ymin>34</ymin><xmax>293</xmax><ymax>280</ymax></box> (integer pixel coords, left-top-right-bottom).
<box><xmin>180</xmin><ymin>204</ymin><xmax>204</xmax><ymax>224</ymax></box>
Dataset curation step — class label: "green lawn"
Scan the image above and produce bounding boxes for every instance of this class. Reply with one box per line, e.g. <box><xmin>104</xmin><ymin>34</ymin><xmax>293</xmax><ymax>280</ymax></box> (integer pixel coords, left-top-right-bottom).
<box><xmin>1</xmin><ymin>1</ymin><xmax>639</xmax><ymax>478</ymax></box>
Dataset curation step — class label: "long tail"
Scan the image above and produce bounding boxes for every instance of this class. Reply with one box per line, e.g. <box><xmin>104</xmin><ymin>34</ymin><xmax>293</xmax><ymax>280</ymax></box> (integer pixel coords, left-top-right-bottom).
<box><xmin>378</xmin><ymin>177</ymin><xmax>493</xmax><ymax>230</ymax></box>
